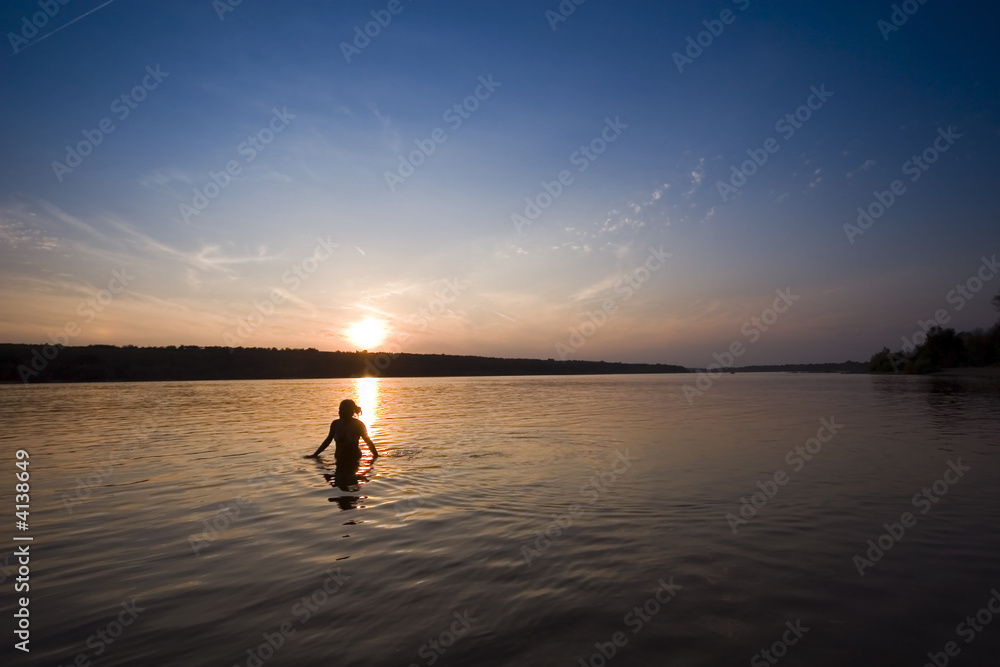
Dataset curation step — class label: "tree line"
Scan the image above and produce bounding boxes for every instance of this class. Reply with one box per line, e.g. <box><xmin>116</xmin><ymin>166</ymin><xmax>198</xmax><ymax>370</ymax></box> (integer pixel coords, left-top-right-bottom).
<box><xmin>0</xmin><ymin>344</ymin><xmax>687</xmax><ymax>384</ymax></box>
<box><xmin>869</xmin><ymin>293</ymin><xmax>1000</xmax><ymax>373</ymax></box>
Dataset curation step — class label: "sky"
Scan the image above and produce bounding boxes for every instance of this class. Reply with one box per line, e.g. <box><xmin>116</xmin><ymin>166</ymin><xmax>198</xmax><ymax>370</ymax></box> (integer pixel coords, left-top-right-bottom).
<box><xmin>1</xmin><ymin>0</ymin><xmax>999</xmax><ymax>367</ymax></box>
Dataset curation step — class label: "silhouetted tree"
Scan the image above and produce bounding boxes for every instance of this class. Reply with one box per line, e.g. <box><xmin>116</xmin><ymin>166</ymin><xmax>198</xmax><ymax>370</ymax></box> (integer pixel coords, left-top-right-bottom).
<box><xmin>918</xmin><ymin>327</ymin><xmax>966</xmax><ymax>372</ymax></box>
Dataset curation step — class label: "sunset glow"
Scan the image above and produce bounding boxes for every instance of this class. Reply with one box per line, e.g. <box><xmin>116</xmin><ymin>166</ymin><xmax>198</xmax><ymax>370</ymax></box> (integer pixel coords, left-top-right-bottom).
<box><xmin>0</xmin><ymin>2</ymin><xmax>997</xmax><ymax>368</ymax></box>
<box><xmin>345</xmin><ymin>319</ymin><xmax>389</xmax><ymax>350</ymax></box>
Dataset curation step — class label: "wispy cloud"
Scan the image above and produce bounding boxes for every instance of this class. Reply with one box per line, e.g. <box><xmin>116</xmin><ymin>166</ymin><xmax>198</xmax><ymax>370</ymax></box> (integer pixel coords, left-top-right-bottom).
<box><xmin>684</xmin><ymin>159</ymin><xmax>706</xmax><ymax>197</ymax></box>
<box><xmin>809</xmin><ymin>167</ymin><xmax>823</xmax><ymax>188</ymax></box>
<box><xmin>369</xmin><ymin>103</ymin><xmax>403</xmax><ymax>154</ymax></box>
<box><xmin>138</xmin><ymin>167</ymin><xmax>197</xmax><ymax>191</ymax></box>
<box><xmin>104</xmin><ymin>216</ymin><xmax>279</xmax><ymax>276</ymax></box>
<box><xmin>847</xmin><ymin>159</ymin><xmax>876</xmax><ymax>179</ymax></box>
<box><xmin>0</xmin><ymin>208</ymin><xmax>58</xmax><ymax>251</ymax></box>
<box><xmin>37</xmin><ymin>200</ymin><xmax>118</xmax><ymax>247</ymax></box>
<box><xmin>568</xmin><ymin>272</ymin><xmax>621</xmax><ymax>302</ymax></box>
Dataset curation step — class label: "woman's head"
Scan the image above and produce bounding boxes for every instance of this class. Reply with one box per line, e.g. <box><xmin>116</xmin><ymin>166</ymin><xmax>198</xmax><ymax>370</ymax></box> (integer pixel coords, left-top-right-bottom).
<box><xmin>338</xmin><ymin>399</ymin><xmax>361</xmax><ymax>419</ymax></box>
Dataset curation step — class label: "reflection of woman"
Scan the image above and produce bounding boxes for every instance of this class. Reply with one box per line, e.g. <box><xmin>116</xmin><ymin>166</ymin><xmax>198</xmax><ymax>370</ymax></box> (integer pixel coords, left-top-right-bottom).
<box><xmin>307</xmin><ymin>399</ymin><xmax>379</xmax><ymax>463</ymax></box>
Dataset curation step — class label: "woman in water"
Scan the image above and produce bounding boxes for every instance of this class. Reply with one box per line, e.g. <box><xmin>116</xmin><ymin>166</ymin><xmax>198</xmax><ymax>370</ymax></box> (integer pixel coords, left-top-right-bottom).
<box><xmin>307</xmin><ymin>399</ymin><xmax>379</xmax><ymax>462</ymax></box>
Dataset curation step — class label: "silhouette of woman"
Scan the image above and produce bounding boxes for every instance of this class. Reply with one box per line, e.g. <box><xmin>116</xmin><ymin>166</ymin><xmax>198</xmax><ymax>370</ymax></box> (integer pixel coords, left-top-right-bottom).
<box><xmin>306</xmin><ymin>399</ymin><xmax>379</xmax><ymax>490</ymax></box>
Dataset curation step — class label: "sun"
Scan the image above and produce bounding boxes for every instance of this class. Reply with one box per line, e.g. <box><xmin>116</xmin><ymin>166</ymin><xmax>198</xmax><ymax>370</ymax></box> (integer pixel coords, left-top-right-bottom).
<box><xmin>345</xmin><ymin>318</ymin><xmax>389</xmax><ymax>350</ymax></box>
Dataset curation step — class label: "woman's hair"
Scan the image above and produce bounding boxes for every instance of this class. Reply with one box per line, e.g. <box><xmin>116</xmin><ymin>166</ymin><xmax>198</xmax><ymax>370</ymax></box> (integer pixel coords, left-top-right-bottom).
<box><xmin>338</xmin><ymin>399</ymin><xmax>361</xmax><ymax>420</ymax></box>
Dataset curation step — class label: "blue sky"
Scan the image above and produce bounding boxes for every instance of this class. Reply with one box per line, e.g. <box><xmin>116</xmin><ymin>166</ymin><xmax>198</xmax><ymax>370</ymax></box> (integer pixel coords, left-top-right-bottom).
<box><xmin>1</xmin><ymin>0</ymin><xmax>999</xmax><ymax>366</ymax></box>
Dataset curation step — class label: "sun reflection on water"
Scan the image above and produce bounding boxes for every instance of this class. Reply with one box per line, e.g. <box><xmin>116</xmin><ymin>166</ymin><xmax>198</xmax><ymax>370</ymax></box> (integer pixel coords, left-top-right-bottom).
<box><xmin>353</xmin><ymin>377</ymin><xmax>379</xmax><ymax>429</ymax></box>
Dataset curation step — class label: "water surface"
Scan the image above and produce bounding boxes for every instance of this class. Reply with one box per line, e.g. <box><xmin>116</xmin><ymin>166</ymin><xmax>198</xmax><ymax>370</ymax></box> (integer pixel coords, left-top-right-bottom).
<box><xmin>1</xmin><ymin>373</ymin><xmax>999</xmax><ymax>666</ymax></box>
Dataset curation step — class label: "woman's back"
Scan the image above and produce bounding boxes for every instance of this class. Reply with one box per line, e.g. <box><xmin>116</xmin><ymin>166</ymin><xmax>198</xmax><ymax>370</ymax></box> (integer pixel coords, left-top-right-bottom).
<box><xmin>332</xmin><ymin>417</ymin><xmax>366</xmax><ymax>462</ymax></box>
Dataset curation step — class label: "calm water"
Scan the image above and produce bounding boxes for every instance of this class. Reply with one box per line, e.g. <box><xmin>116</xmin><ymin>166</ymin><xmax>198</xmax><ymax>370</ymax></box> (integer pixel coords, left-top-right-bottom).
<box><xmin>2</xmin><ymin>374</ymin><xmax>1000</xmax><ymax>666</ymax></box>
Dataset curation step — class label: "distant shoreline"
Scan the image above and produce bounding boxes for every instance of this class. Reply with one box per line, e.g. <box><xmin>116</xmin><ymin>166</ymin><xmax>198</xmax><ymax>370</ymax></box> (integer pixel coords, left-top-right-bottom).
<box><xmin>0</xmin><ymin>343</ymin><xmax>879</xmax><ymax>384</ymax></box>
<box><xmin>930</xmin><ymin>367</ymin><xmax>1000</xmax><ymax>377</ymax></box>
<box><xmin>2</xmin><ymin>344</ymin><xmax>689</xmax><ymax>384</ymax></box>
<box><xmin>6</xmin><ymin>344</ymin><xmax>995</xmax><ymax>384</ymax></box>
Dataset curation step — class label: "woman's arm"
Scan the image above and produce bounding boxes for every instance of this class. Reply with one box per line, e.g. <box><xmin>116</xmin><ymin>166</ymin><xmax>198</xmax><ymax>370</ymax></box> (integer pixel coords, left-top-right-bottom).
<box><xmin>360</xmin><ymin>423</ymin><xmax>379</xmax><ymax>458</ymax></box>
<box><xmin>306</xmin><ymin>422</ymin><xmax>336</xmax><ymax>458</ymax></box>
